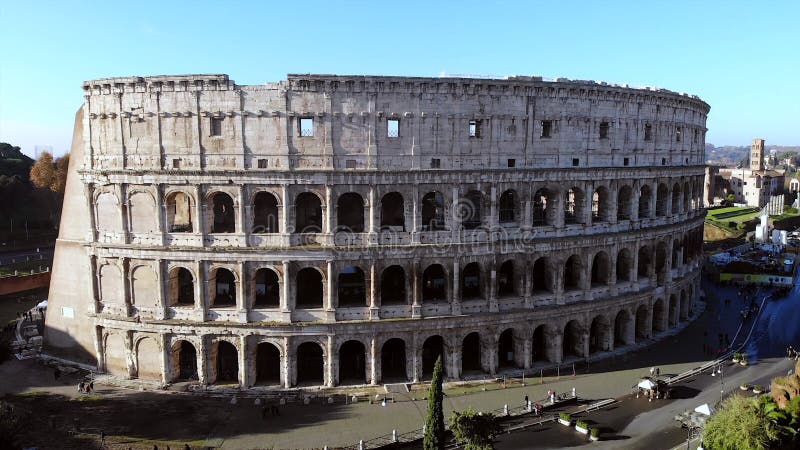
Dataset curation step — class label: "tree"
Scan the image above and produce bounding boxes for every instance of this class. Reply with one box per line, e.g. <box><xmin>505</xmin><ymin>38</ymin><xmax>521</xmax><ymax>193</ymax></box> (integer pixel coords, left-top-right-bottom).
<box><xmin>449</xmin><ymin>409</ymin><xmax>501</xmax><ymax>450</ymax></box>
<box><xmin>703</xmin><ymin>394</ymin><xmax>782</xmax><ymax>450</ymax></box>
<box><xmin>53</xmin><ymin>153</ymin><xmax>70</xmax><ymax>194</ymax></box>
<box><xmin>0</xmin><ymin>401</ymin><xmax>24</xmax><ymax>449</ymax></box>
<box><xmin>424</xmin><ymin>356</ymin><xmax>445</xmax><ymax>450</ymax></box>
<box><xmin>29</xmin><ymin>151</ymin><xmax>56</xmax><ymax>191</ymax></box>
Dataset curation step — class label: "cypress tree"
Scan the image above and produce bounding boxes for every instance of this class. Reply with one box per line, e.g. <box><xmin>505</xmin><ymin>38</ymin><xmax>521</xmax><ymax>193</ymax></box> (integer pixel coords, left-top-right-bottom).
<box><xmin>424</xmin><ymin>355</ymin><xmax>445</xmax><ymax>450</ymax></box>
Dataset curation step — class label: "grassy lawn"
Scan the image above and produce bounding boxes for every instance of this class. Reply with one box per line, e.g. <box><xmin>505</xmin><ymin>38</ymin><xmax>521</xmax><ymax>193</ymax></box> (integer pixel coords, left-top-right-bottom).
<box><xmin>0</xmin><ymin>260</ymin><xmax>51</xmax><ymax>276</ymax></box>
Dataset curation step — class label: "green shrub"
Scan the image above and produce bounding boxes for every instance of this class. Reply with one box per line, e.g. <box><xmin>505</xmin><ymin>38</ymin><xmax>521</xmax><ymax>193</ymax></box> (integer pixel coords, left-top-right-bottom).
<box><xmin>576</xmin><ymin>420</ymin><xmax>588</xmax><ymax>429</ymax></box>
<box><xmin>590</xmin><ymin>428</ymin><xmax>600</xmax><ymax>438</ymax></box>
<box><xmin>752</xmin><ymin>385</ymin><xmax>763</xmax><ymax>392</ymax></box>
<box><xmin>559</xmin><ymin>412</ymin><xmax>571</xmax><ymax>422</ymax></box>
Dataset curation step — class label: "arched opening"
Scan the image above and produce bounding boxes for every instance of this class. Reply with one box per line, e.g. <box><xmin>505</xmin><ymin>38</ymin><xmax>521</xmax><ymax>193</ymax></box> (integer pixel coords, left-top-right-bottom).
<box><xmin>589</xmin><ymin>316</ymin><xmax>610</xmax><ymax>354</ymax></box>
<box><xmin>592</xmin><ymin>187</ymin><xmax>610</xmax><ymax>223</ymax></box>
<box><xmin>497</xmin><ymin>260</ymin><xmax>515</xmax><ymax>297</ymax></box>
<box><xmin>338</xmin><ymin>266</ymin><xmax>366</xmax><ymax>307</ymax></box>
<box><xmin>671</xmin><ymin>183</ymin><xmax>681</xmax><ymax>214</ymax></box>
<box><xmin>652</xmin><ymin>299</ymin><xmax>665</xmax><ymax>332</ymax></box>
<box><xmin>591</xmin><ymin>252</ymin><xmax>610</xmax><ymax>286</ymax></box>
<box><xmin>617</xmin><ymin>185</ymin><xmax>632</xmax><ymax>221</ymax></box>
<box><xmin>380</xmin><ymin>192</ymin><xmax>405</xmax><ymax>231</ymax></box>
<box><xmin>337</xmin><ymin>193</ymin><xmax>364</xmax><ymax>233</ymax></box>
<box><xmin>656</xmin><ymin>184</ymin><xmax>669</xmax><ymax>216</ymax></box>
<box><xmin>210</xmin><ymin>192</ymin><xmax>235</xmax><ymax>233</ymax></box>
<box><xmin>172</xmin><ymin>340</ymin><xmax>198</xmax><ymax>381</ymax></box>
<box><xmin>668</xmin><ymin>295</ymin><xmax>678</xmax><ymax>327</ymax></box>
<box><xmin>422</xmin><ymin>335</ymin><xmax>445</xmax><ymax>379</ymax></box>
<box><xmin>462</xmin><ymin>190</ymin><xmax>484</xmax><ymax>230</ymax></box>
<box><xmin>655</xmin><ymin>242</ymin><xmax>668</xmax><ymax>285</ymax></box>
<box><xmin>166</xmin><ymin>192</ymin><xmax>193</xmax><ymax>232</ymax></box>
<box><xmin>564</xmin><ymin>187</ymin><xmax>584</xmax><ymax>224</ymax></box>
<box><xmin>254</xmin><ymin>268</ymin><xmax>280</xmax><ymax>308</ymax></box>
<box><xmin>129</xmin><ymin>192</ymin><xmax>157</xmax><ymax>232</ymax></box>
<box><xmin>252</xmin><ymin>191</ymin><xmax>279</xmax><ymax>233</ymax></box>
<box><xmin>564</xmin><ymin>255</ymin><xmax>583</xmax><ymax>291</ymax></box>
<box><xmin>672</xmin><ymin>240</ymin><xmax>682</xmax><ymax>270</ymax></box>
<box><xmin>498</xmin><ymin>329</ymin><xmax>515</xmax><ymax>368</ymax></box>
<box><xmin>214</xmin><ymin>341</ymin><xmax>239</xmax><ymax>384</ymax></box>
<box><xmin>638</xmin><ymin>246</ymin><xmax>651</xmax><ymax>279</ymax></box>
<box><xmin>421</xmin><ymin>191</ymin><xmax>445</xmax><ymax>231</ymax></box>
<box><xmin>532</xmin><ymin>188</ymin><xmax>551</xmax><ymax>226</ymax></box>
<box><xmin>532</xmin><ymin>325</ymin><xmax>548</xmax><ymax>363</ymax></box>
<box><xmin>380</xmin><ymin>265</ymin><xmax>406</xmax><ymax>305</ymax></box>
<box><xmin>616</xmin><ymin>249</ymin><xmax>631</xmax><ymax>282</ymax></box>
<box><xmin>296</xmin><ymin>268</ymin><xmax>323</xmax><ymax>308</ymax></box>
<box><xmin>461</xmin><ymin>262</ymin><xmax>482</xmax><ymax>300</ymax></box>
<box><xmin>499</xmin><ymin>190</ymin><xmax>517</xmax><ymax>223</ymax></box>
<box><xmin>256</xmin><ymin>342</ymin><xmax>281</xmax><ymax>385</ymax></box>
<box><xmin>168</xmin><ymin>267</ymin><xmax>194</xmax><ymax>306</ymax></box>
<box><xmin>381</xmin><ymin>338</ymin><xmax>407</xmax><ymax>382</ymax></box>
<box><xmin>563</xmin><ymin>321</ymin><xmax>583</xmax><ymax>360</ymax></box>
<box><xmin>614</xmin><ymin>310</ymin><xmax>631</xmax><ymax>346</ymax></box>
<box><xmin>422</xmin><ymin>264</ymin><xmax>446</xmax><ymax>302</ymax></box>
<box><xmin>339</xmin><ymin>340</ymin><xmax>366</xmax><ymax>385</ymax></box>
<box><xmin>683</xmin><ymin>182</ymin><xmax>692</xmax><ymax>213</ymax></box>
<box><xmin>461</xmin><ymin>332</ymin><xmax>482</xmax><ymax>374</ymax></box>
<box><xmin>211</xmin><ymin>268</ymin><xmax>236</xmax><ymax>307</ymax></box>
<box><xmin>296</xmin><ymin>342</ymin><xmax>324</xmax><ymax>385</ymax></box>
<box><xmin>531</xmin><ymin>257</ymin><xmax>551</xmax><ymax>293</ymax></box>
<box><xmin>635</xmin><ymin>305</ymin><xmax>649</xmax><ymax>342</ymax></box>
<box><xmin>680</xmin><ymin>290</ymin><xmax>688</xmax><ymax>320</ymax></box>
<box><xmin>295</xmin><ymin>192</ymin><xmax>322</xmax><ymax>233</ymax></box>
<box><xmin>639</xmin><ymin>185</ymin><xmax>652</xmax><ymax>218</ymax></box>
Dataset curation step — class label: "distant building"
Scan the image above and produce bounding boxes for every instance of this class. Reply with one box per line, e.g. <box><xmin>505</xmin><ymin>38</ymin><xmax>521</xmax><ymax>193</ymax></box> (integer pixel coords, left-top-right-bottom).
<box><xmin>715</xmin><ymin>139</ymin><xmax>784</xmax><ymax>208</ymax></box>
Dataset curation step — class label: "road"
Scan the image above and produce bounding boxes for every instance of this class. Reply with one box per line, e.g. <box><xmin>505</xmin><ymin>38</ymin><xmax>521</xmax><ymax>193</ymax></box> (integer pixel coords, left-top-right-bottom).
<box><xmin>0</xmin><ymin>247</ymin><xmax>53</xmax><ymax>266</ymax></box>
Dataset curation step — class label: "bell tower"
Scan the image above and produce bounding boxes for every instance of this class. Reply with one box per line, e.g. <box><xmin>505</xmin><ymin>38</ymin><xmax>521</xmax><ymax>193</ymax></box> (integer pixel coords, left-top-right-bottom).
<box><xmin>750</xmin><ymin>138</ymin><xmax>765</xmax><ymax>171</ymax></box>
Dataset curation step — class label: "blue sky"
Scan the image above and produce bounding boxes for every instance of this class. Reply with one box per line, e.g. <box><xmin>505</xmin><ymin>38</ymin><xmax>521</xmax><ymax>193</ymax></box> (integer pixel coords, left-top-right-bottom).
<box><xmin>1</xmin><ymin>0</ymin><xmax>798</xmax><ymax>157</ymax></box>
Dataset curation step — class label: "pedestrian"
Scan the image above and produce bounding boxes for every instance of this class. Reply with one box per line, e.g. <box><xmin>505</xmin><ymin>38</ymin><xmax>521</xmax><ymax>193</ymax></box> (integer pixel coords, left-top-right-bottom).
<box><xmin>524</xmin><ymin>394</ymin><xmax>529</xmax><ymax>407</ymax></box>
<box><xmin>184</xmin><ymin>445</ymin><xmax>191</xmax><ymax>450</ymax></box>
<box><xmin>100</xmin><ymin>431</ymin><xmax>106</xmax><ymax>445</ymax></box>
<box><xmin>649</xmin><ymin>367</ymin><xmax>654</xmax><ymax>376</ymax></box>
<box><xmin>78</xmin><ymin>382</ymin><xmax>85</xmax><ymax>393</ymax></box>
<box><xmin>88</xmin><ymin>381</ymin><xmax>94</xmax><ymax>392</ymax></box>
<box><xmin>572</xmin><ymin>387</ymin><xmax>576</xmax><ymax>398</ymax></box>
<box><xmin>655</xmin><ymin>367</ymin><xmax>660</xmax><ymax>377</ymax></box>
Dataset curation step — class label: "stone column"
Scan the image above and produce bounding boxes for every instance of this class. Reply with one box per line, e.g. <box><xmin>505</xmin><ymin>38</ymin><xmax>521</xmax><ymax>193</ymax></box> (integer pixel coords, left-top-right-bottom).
<box><xmin>523</xmin><ymin>258</ymin><xmax>533</xmax><ymax>309</ymax></box>
<box><xmin>482</xmin><ymin>336</ymin><xmax>498</xmax><ymax>375</ymax></box>
<box><xmin>650</xmin><ymin>183</ymin><xmax>657</xmax><ymax>219</ymax></box>
<box><xmin>121</xmin><ymin>258</ymin><xmax>132</xmax><ymax>317</ymax></box>
<box><xmin>547</xmin><ymin>330</ymin><xmax>563</xmax><ymax>364</ymax></box>
<box><xmin>88</xmin><ymin>255</ymin><xmax>99</xmax><ymax>314</ymax></box>
<box><xmin>369</xmin><ymin>263</ymin><xmax>380</xmax><ymax>319</ymax></box>
<box><xmin>236</xmin><ymin>261</ymin><xmax>247</xmax><ymax>322</ymax></box>
<box><xmin>488</xmin><ymin>268</ymin><xmax>498</xmax><ymax>312</ymax></box>
<box><xmin>117</xmin><ymin>184</ymin><xmax>129</xmax><ymax>244</ymax></box>
<box><xmin>281</xmin><ymin>261</ymin><xmax>292</xmax><ymax>323</ymax></box>
<box><xmin>83</xmin><ymin>183</ymin><xmax>97</xmax><ymax>243</ymax></box>
<box><xmin>124</xmin><ymin>330</ymin><xmax>134</xmax><ymax>378</ymax></box>
<box><xmin>449</xmin><ymin>343</ymin><xmax>462</xmax><ymax>380</ymax></box>
<box><xmin>283</xmin><ymin>337</ymin><xmax>293</xmax><ymax>388</ymax></box>
<box><xmin>160</xmin><ymin>334</ymin><xmax>170</xmax><ymax>385</ymax></box>
<box><xmin>368</xmin><ymin>185</ymin><xmax>378</xmax><ymax>238</ymax></box>
<box><xmin>411</xmin><ymin>334</ymin><xmax>420</xmax><ymax>383</ymax></box>
<box><xmin>521</xmin><ymin>196</ymin><xmax>532</xmax><ymax>231</ymax></box>
<box><xmin>324</xmin><ymin>185</ymin><xmax>333</xmax><ymax>235</ymax></box>
<box><xmin>155</xmin><ymin>184</ymin><xmax>165</xmax><ymax>245</ymax></box>
<box><xmin>195</xmin><ymin>261</ymin><xmax>206</xmax><ymax>321</ymax></box>
<box><xmin>451</xmin><ymin>259</ymin><xmax>461</xmax><ymax>315</ymax></box>
<box><xmin>239</xmin><ymin>335</ymin><xmax>250</xmax><ymax>388</ymax></box>
<box><xmin>156</xmin><ymin>259</ymin><xmax>167</xmax><ymax>320</ymax></box>
<box><xmin>280</xmin><ymin>185</ymin><xmax>289</xmax><ymax>234</ymax></box>
<box><xmin>451</xmin><ymin>187</ymin><xmax>461</xmax><ymax>240</ymax></box>
<box><xmin>325</xmin><ymin>336</ymin><xmax>335</xmax><ymax>387</ymax></box>
<box><xmin>93</xmin><ymin>325</ymin><xmax>104</xmax><ymax>372</ymax></box>
<box><xmin>489</xmin><ymin>185</ymin><xmax>498</xmax><ymax>230</ymax></box>
<box><xmin>411</xmin><ymin>260</ymin><xmax>421</xmax><ymax>318</ymax></box>
<box><xmin>411</xmin><ymin>185</ymin><xmax>420</xmax><ymax>243</ymax></box>
<box><xmin>194</xmin><ymin>185</ymin><xmax>204</xmax><ymax>238</ymax></box>
<box><xmin>519</xmin><ymin>333</ymin><xmax>532</xmax><ymax>369</ymax></box>
<box><xmin>197</xmin><ymin>336</ymin><xmax>208</xmax><ymax>385</ymax></box>
<box><xmin>325</xmin><ymin>260</ymin><xmax>336</xmax><ymax>322</ymax></box>
<box><xmin>369</xmin><ymin>337</ymin><xmax>379</xmax><ymax>385</ymax></box>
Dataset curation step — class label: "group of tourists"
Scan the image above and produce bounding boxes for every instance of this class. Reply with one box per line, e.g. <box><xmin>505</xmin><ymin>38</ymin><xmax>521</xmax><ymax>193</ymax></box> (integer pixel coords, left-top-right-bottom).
<box><xmin>787</xmin><ymin>346</ymin><xmax>800</xmax><ymax>361</ymax></box>
<box><xmin>78</xmin><ymin>380</ymin><xmax>94</xmax><ymax>393</ymax></box>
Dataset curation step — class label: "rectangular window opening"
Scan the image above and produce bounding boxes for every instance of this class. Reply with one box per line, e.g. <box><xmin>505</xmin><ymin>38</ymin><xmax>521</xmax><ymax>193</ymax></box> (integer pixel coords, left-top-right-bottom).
<box><xmin>345</xmin><ymin>159</ymin><xmax>357</xmax><ymax>169</ymax></box>
<box><xmin>676</xmin><ymin>128</ymin><xmax>682</xmax><ymax>142</ymax></box>
<box><xmin>644</xmin><ymin>124</ymin><xmax>652</xmax><ymax>142</ymax></box>
<box><xmin>172</xmin><ymin>158</ymin><xmax>181</xmax><ymax>169</ymax></box>
<box><xmin>541</xmin><ymin>120</ymin><xmax>553</xmax><ymax>138</ymax></box>
<box><xmin>210</xmin><ymin>117</ymin><xmax>223</xmax><ymax>136</ymax></box>
<box><xmin>387</xmin><ymin>119</ymin><xmax>399</xmax><ymax>138</ymax></box>
<box><xmin>572</xmin><ymin>158</ymin><xmax>579</xmax><ymax>167</ymax></box>
<box><xmin>469</xmin><ymin>120</ymin><xmax>481</xmax><ymax>138</ymax></box>
<box><xmin>431</xmin><ymin>158</ymin><xmax>441</xmax><ymax>169</ymax></box>
<box><xmin>299</xmin><ymin>117</ymin><xmax>314</xmax><ymax>137</ymax></box>
<box><xmin>507</xmin><ymin>158</ymin><xmax>516</xmax><ymax>168</ymax></box>
<box><xmin>599</xmin><ymin>121</ymin><xmax>609</xmax><ymax>139</ymax></box>
<box><xmin>257</xmin><ymin>159</ymin><xmax>268</xmax><ymax>169</ymax></box>
<box><xmin>693</xmin><ymin>129</ymin><xmax>699</xmax><ymax>144</ymax></box>
<box><xmin>623</xmin><ymin>157</ymin><xmax>629</xmax><ymax>166</ymax></box>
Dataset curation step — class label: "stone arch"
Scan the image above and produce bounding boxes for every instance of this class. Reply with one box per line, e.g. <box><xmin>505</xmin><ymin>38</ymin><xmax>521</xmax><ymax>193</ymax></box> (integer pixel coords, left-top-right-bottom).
<box><xmin>296</xmin><ymin>341</ymin><xmax>325</xmax><ymax>385</ymax></box>
<box><xmin>672</xmin><ymin>238</ymin><xmax>682</xmax><ymax>270</ymax></box>
<box><xmin>168</xmin><ymin>266</ymin><xmax>194</xmax><ymax>306</ymax></box>
<box><xmin>208</xmin><ymin>191</ymin><xmax>235</xmax><ymax>233</ymax></box>
<box><xmin>422</xmin><ymin>335</ymin><xmax>447</xmax><ymax>379</ymax></box>
<box><xmin>380</xmin><ymin>192</ymin><xmax>405</xmax><ymax>231</ymax></box>
<box><xmin>128</xmin><ymin>191</ymin><xmax>157</xmax><ymax>233</ymax></box>
<box><xmin>253</xmin><ymin>267</ymin><xmax>280</xmax><ymax>308</ymax></box>
<box><xmin>617</xmin><ymin>185</ymin><xmax>633</xmax><ymax>220</ymax></box>
<box><xmin>655</xmin><ymin>241</ymin><xmax>668</xmax><ymax>285</ymax></box>
<box><xmin>461</xmin><ymin>332</ymin><xmax>483</xmax><ymax>374</ymax></box>
<box><xmin>635</xmin><ymin>304</ymin><xmax>650</xmax><ymax>342</ymax></box>
<box><xmin>498</xmin><ymin>189</ymin><xmax>518</xmax><ymax>223</ymax></box>
<box><xmin>211</xmin><ymin>340</ymin><xmax>239</xmax><ymax>384</ymax></box>
<box><xmin>680</xmin><ymin>289</ymin><xmax>688</xmax><ymax>320</ymax></box>
<box><xmin>381</xmin><ymin>338</ymin><xmax>407</xmax><ymax>382</ymax></box>
<box><xmin>461</xmin><ymin>262</ymin><xmax>482</xmax><ymax>300</ymax></box>
<box><xmin>131</xmin><ymin>264</ymin><xmax>158</xmax><ymax>308</ymax></box>
<box><xmin>296</xmin><ymin>267</ymin><xmax>324</xmax><ymax>308</ymax></box>
<box><xmin>421</xmin><ymin>191</ymin><xmax>445</xmax><ymax>231</ymax></box>
<box><xmin>590</xmin><ymin>251</ymin><xmax>610</xmax><ymax>286</ymax></box>
<box><xmin>255</xmin><ymin>341</ymin><xmax>281</xmax><ymax>385</ymax></box>
<box><xmin>656</xmin><ymin>183</ymin><xmax>669</xmax><ymax>216</ymax></box>
<box><xmin>671</xmin><ymin>182</ymin><xmax>682</xmax><ymax>214</ymax></box>
<box><xmin>592</xmin><ymin>186</ymin><xmax>611</xmax><ymax>223</ymax></box>
<box><xmin>532</xmin><ymin>324</ymin><xmax>548</xmax><ymax>363</ymax></box>
<box><xmin>422</xmin><ymin>264</ymin><xmax>447</xmax><ymax>302</ymax></box>
<box><xmin>563</xmin><ymin>254</ymin><xmax>583</xmax><ymax>291</ymax></box>
<box><xmin>252</xmin><ymin>191</ymin><xmax>279</xmax><ymax>233</ymax></box>
<box><xmin>563</xmin><ymin>320</ymin><xmax>584</xmax><ymax>359</ymax></box>
<box><xmin>338</xmin><ymin>265</ymin><xmax>366</xmax><ymax>307</ymax></box>
<box><xmin>531</xmin><ymin>256</ymin><xmax>552</xmax><ymax>293</ymax></box>
<box><xmin>96</xmin><ymin>191</ymin><xmax>122</xmax><ymax>233</ymax></box>
<box><xmin>668</xmin><ymin>294</ymin><xmax>678</xmax><ymax>327</ymax></box>
<box><xmin>616</xmin><ymin>248</ymin><xmax>632</xmax><ymax>282</ymax></box>
<box><xmin>498</xmin><ymin>328</ymin><xmax>517</xmax><ymax>368</ymax></box>
<box><xmin>336</xmin><ymin>192</ymin><xmax>365</xmax><ymax>233</ymax></box>
<box><xmin>171</xmin><ymin>340</ymin><xmax>198</xmax><ymax>381</ymax></box>
<box><xmin>461</xmin><ymin>190</ymin><xmax>485</xmax><ymax>230</ymax></box>
<box><xmin>638</xmin><ymin>185</ymin><xmax>652</xmax><ymax>218</ymax></box>
<box><xmin>638</xmin><ymin>245</ymin><xmax>652</xmax><ymax>279</ymax></box>
<box><xmin>683</xmin><ymin>181</ymin><xmax>692</xmax><ymax>213</ymax></box>
<box><xmin>652</xmin><ymin>298</ymin><xmax>666</xmax><ymax>332</ymax></box>
<box><xmin>564</xmin><ymin>187</ymin><xmax>585</xmax><ymax>224</ymax></box>
<box><xmin>532</xmin><ymin>188</ymin><xmax>553</xmax><ymax>226</ymax></box>
<box><xmin>104</xmin><ymin>332</ymin><xmax>128</xmax><ymax>376</ymax></box>
<box><xmin>295</xmin><ymin>192</ymin><xmax>323</xmax><ymax>233</ymax></box>
<box><xmin>99</xmin><ymin>263</ymin><xmax>123</xmax><ymax>305</ymax></box>
<box><xmin>614</xmin><ymin>309</ymin><xmax>632</xmax><ymax>346</ymax></box>
<box><xmin>338</xmin><ymin>340</ymin><xmax>367</xmax><ymax>385</ymax></box>
<box><xmin>589</xmin><ymin>315</ymin><xmax>611</xmax><ymax>354</ymax></box>
<box><xmin>209</xmin><ymin>267</ymin><xmax>236</xmax><ymax>307</ymax></box>
<box><xmin>134</xmin><ymin>336</ymin><xmax>160</xmax><ymax>380</ymax></box>
<box><xmin>166</xmin><ymin>190</ymin><xmax>194</xmax><ymax>233</ymax></box>
<box><xmin>380</xmin><ymin>265</ymin><xmax>406</xmax><ymax>305</ymax></box>
<box><xmin>497</xmin><ymin>259</ymin><xmax>516</xmax><ymax>297</ymax></box>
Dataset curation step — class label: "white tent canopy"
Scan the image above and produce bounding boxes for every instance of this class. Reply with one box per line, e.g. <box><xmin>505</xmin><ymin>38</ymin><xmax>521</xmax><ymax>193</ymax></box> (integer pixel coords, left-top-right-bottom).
<box><xmin>638</xmin><ymin>379</ymin><xmax>657</xmax><ymax>390</ymax></box>
<box><xmin>694</xmin><ymin>403</ymin><xmax>714</xmax><ymax>416</ymax></box>
<box><xmin>36</xmin><ymin>299</ymin><xmax>48</xmax><ymax>309</ymax></box>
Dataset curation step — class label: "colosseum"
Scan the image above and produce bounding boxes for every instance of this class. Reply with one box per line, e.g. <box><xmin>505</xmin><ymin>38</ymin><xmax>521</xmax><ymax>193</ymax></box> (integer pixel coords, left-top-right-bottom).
<box><xmin>44</xmin><ymin>73</ymin><xmax>708</xmax><ymax>389</ymax></box>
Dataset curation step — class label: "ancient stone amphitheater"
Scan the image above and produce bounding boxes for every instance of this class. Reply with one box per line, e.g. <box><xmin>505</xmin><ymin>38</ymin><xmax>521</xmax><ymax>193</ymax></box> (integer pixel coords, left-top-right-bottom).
<box><xmin>44</xmin><ymin>73</ymin><xmax>708</xmax><ymax>389</ymax></box>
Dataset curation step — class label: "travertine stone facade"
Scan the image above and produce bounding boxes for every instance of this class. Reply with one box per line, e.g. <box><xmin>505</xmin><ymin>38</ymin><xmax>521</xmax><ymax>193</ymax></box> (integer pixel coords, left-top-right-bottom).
<box><xmin>44</xmin><ymin>73</ymin><xmax>709</xmax><ymax>389</ymax></box>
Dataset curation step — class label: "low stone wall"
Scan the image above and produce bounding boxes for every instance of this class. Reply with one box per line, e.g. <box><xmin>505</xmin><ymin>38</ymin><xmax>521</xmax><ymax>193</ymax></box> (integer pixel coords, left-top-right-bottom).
<box><xmin>0</xmin><ymin>272</ymin><xmax>51</xmax><ymax>295</ymax></box>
